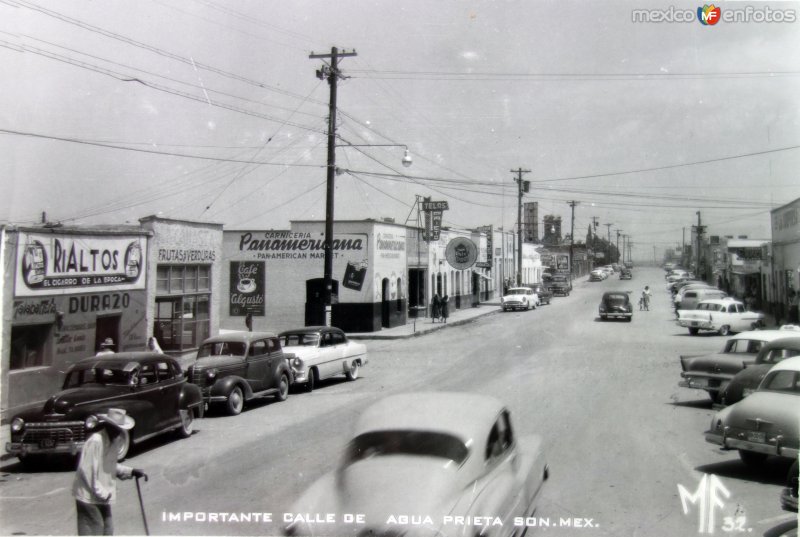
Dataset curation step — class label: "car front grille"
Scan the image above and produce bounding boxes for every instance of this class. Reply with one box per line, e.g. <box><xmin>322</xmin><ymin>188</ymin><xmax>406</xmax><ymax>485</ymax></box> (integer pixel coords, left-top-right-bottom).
<box><xmin>190</xmin><ymin>368</ymin><xmax>207</xmax><ymax>387</ymax></box>
<box><xmin>19</xmin><ymin>421</ymin><xmax>86</xmax><ymax>445</ymax></box>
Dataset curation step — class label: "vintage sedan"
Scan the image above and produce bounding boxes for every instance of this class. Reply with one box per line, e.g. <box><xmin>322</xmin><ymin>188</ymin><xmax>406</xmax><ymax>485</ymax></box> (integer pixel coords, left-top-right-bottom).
<box><xmin>527</xmin><ymin>283</ymin><xmax>552</xmax><ymax>305</ymax></box>
<box><xmin>188</xmin><ymin>331</ymin><xmax>291</xmax><ymax>415</ymax></box>
<box><xmin>6</xmin><ymin>353</ymin><xmax>203</xmax><ymax>466</ymax></box>
<box><xmin>679</xmin><ymin>328</ymin><xmax>799</xmax><ymax>403</ymax></box>
<box><xmin>284</xmin><ymin>392</ymin><xmax>548</xmax><ymax>537</ymax></box>
<box><xmin>705</xmin><ymin>356</ymin><xmax>800</xmax><ymax>466</ymax></box>
<box><xmin>619</xmin><ymin>268</ymin><xmax>632</xmax><ymax>280</ymax></box>
<box><xmin>598</xmin><ymin>291</ymin><xmax>633</xmax><ymax>321</ymax></box>
<box><xmin>280</xmin><ymin>327</ymin><xmax>367</xmax><ymax>391</ymax></box>
<box><xmin>589</xmin><ymin>269</ymin><xmax>606</xmax><ymax>282</ymax></box>
<box><xmin>719</xmin><ymin>337</ymin><xmax>800</xmax><ymax>407</ymax></box>
<box><xmin>677</xmin><ymin>298</ymin><xmax>764</xmax><ymax>336</ymax></box>
<box><xmin>501</xmin><ymin>287</ymin><xmax>539</xmax><ymax>311</ymax></box>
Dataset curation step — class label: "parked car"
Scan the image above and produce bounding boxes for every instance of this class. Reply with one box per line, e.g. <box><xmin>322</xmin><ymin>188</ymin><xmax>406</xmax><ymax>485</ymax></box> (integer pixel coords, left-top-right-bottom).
<box><xmin>548</xmin><ymin>273</ymin><xmax>571</xmax><ymax>296</ymax></box>
<box><xmin>678</xmin><ymin>328</ymin><xmax>800</xmax><ymax>403</ymax></box>
<box><xmin>284</xmin><ymin>392</ymin><xmax>548</xmax><ymax>537</ymax></box>
<box><xmin>619</xmin><ymin>268</ymin><xmax>632</xmax><ymax>280</ymax></box>
<box><xmin>501</xmin><ymin>287</ymin><xmax>539</xmax><ymax>311</ymax></box>
<box><xmin>589</xmin><ymin>269</ymin><xmax>606</xmax><ymax>282</ymax></box>
<box><xmin>280</xmin><ymin>326</ymin><xmax>367</xmax><ymax>391</ymax></box>
<box><xmin>188</xmin><ymin>331</ymin><xmax>291</xmax><ymax>415</ymax></box>
<box><xmin>705</xmin><ymin>355</ymin><xmax>800</xmax><ymax>466</ymax></box>
<box><xmin>527</xmin><ymin>283</ymin><xmax>552</xmax><ymax>305</ymax></box>
<box><xmin>677</xmin><ymin>298</ymin><xmax>764</xmax><ymax>336</ymax></box>
<box><xmin>676</xmin><ymin>287</ymin><xmax>728</xmax><ymax>311</ymax></box>
<box><xmin>6</xmin><ymin>353</ymin><xmax>203</xmax><ymax>466</ymax></box>
<box><xmin>781</xmin><ymin>460</ymin><xmax>798</xmax><ymax>513</ymax></box>
<box><xmin>719</xmin><ymin>337</ymin><xmax>800</xmax><ymax>407</ymax></box>
<box><xmin>599</xmin><ymin>291</ymin><xmax>633</xmax><ymax>321</ymax></box>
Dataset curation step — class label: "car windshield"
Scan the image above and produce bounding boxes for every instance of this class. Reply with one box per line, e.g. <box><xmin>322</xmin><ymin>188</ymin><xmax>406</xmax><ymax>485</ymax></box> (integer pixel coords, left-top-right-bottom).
<box><xmin>282</xmin><ymin>333</ymin><xmax>320</xmax><ymax>347</ymax></box>
<box><xmin>759</xmin><ymin>370</ymin><xmax>800</xmax><ymax>394</ymax></box>
<box><xmin>552</xmin><ymin>276</ymin><xmax>566</xmax><ymax>282</ymax></box>
<box><xmin>63</xmin><ymin>366</ymin><xmax>130</xmax><ymax>388</ymax></box>
<box><xmin>604</xmin><ymin>294</ymin><xmax>628</xmax><ymax>305</ymax></box>
<box><xmin>346</xmin><ymin>430</ymin><xmax>469</xmax><ymax>466</ymax></box>
<box><xmin>724</xmin><ymin>339</ymin><xmax>764</xmax><ymax>354</ymax></box>
<box><xmin>197</xmin><ymin>341</ymin><xmax>247</xmax><ymax>358</ymax></box>
<box><xmin>508</xmin><ymin>288</ymin><xmax>529</xmax><ymax>295</ymax></box>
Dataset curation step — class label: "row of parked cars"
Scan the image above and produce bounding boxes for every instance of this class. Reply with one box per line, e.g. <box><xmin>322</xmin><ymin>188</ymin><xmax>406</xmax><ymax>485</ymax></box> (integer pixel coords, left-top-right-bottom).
<box><xmin>5</xmin><ymin>326</ymin><xmax>367</xmax><ymax>466</ymax></box>
<box><xmin>666</xmin><ymin>265</ymin><xmax>798</xmax><ymax>517</ymax></box>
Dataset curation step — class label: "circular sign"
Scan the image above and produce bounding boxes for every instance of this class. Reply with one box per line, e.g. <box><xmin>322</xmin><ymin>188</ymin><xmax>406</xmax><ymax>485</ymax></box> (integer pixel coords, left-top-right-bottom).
<box><xmin>445</xmin><ymin>237</ymin><xmax>478</xmax><ymax>270</ymax></box>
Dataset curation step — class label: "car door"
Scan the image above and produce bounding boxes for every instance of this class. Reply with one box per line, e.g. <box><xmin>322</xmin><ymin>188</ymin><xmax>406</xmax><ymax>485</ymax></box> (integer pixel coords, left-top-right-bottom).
<box><xmin>130</xmin><ymin>362</ymin><xmax>161</xmax><ymax>437</ymax></box>
<box><xmin>317</xmin><ymin>331</ymin><xmax>340</xmax><ymax>379</ymax></box>
<box><xmin>264</xmin><ymin>337</ymin><xmax>283</xmax><ymax>389</ymax></box>
<box><xmin>247</xmin><ymin>339</ymin><xmax>270</xmax><ymax>391</ymax></box>
<box><xmin>155</xmin><ymin>359</ymin><xmax>183</xmax><ymax>428</ymax></box>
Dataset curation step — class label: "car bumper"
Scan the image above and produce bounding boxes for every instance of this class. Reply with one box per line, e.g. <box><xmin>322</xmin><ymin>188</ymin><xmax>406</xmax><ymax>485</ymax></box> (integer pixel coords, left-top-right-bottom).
<box><xmin>678</xmin><ymin>320</ymin><xmax>713</xmax><ymax>330</ymax></box>
<box><xmin>601</xmin><ymin>312</ymin><xmax>632</xmax><ymax>318</ymax></box>
<box><xmin>705</xmin><ymin>431</ymin><xmax>800</xmax><ymax>459</ymax></box>
<box><xmin>678</xmin><ymin>375</ymin><xmax>727</xmax><ymax>391</ymax></box>
<box><xmin>781</xmin><ymin>487</ymin><xmax>798</xmax><ymax>513</ymax></box>
<box><xmin>6</xmin><ymin>440</ymin><xmax>84</xmax><ymax>457</ymax></box>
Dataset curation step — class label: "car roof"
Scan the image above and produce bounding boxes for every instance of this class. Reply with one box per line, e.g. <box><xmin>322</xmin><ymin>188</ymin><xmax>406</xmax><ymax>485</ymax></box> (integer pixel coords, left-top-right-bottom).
<box><xmin>354</xmin><ymin>392</ymin><xmax>506</xmax><ymax>442</ymax></box>
<box><xmin>760</xmin><ymin>337</ymin><xmax>800</xmax><ymax>354</ymax></box>
<box><xmin>698</xmin><ymin>298</ymin><xmax>741</xmax><ymax>306</ymax></box>
<box><xmin>71</xmin><ymin>352</ymin><xmax>176</xmax><ymax>370</ymax></box>
<box><xmin>279</xmin><ymin>326</ymin><xmax>344</xmax><ymax>336</ymax></box>
<box><xmin>507</xmin><ymin>287</ymin><xmax>530</xmax><ymax>292</ymax></box>
<box><xmin>728</xmin><ymin>328</ymin><xmax>800</xmax><ymax>342</ymax></box>
<box><xmin>203</xmin><ymin>331</ymin><xmax>277</xmax><ymax>343</ymax></box>
<box><xmin>768</xmin><ymin>355</ymin><xmax>800</xmax><ymax>373</ymax></box>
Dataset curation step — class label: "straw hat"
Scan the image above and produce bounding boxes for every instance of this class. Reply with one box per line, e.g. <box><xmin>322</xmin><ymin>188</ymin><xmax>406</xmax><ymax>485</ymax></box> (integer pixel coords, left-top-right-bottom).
<box><xmin>96</xmin><ymin>408</ymin><xmax>135</xmax><ymax>430</ymax></box>
<box><xmin>100</xmin><ymin>338</ymin><xmax>115</xmax><ymax>348</ymax></box>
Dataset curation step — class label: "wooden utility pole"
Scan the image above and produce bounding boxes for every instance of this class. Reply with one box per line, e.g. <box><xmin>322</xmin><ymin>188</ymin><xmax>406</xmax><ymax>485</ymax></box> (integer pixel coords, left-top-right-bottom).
<box><xmin>568</xmin><ymin>201</ymin><xmax>579</xmax><ymax>278</ymax></box>
<box><xmin>511</xmin><ymin>168</ymin><xmax>530</xmax><ymax>285</ymax></box>
<box><xmin>309</xmin><ymin>47</ymin><xmax>356</xmax><ymax>326</ymax></box>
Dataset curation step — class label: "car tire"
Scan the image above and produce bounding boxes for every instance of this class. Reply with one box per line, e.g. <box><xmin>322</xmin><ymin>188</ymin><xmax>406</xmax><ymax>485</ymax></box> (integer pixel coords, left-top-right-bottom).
<box><xmin>346</xmin><ymin>360</ymin><xmax>360</xmax><ymax>381</ymax></box>
<box><xmin>738</xmin><ymin>450</ymin><xmax>767</xmax><ymax>466</ymax></box>
<box><xmin>276</xmin><ymin>373</ymin><xmax>290</xmax><ymax>401</ymax></box>
<box><xmin>117</xmin><ymin>430</ymin><xmax>130</xmax><ymax>461</ymax></box>
<box><xmin>305</xmin><ymin>368</ymin><xmax>317</xmax><ymax>392</ymax></box>
<box><xmin>226</xmin><ymin>386</ymin><xmax>245</xmax><ymax>416</ymax></box>
<box><xmin>688</xmin><ymin>327</ymin><xmax>699</xmax><ymax>336</ymax></box>
<box><xmin>626</xmin><ymin>317</ymin><xmax>632</xmax><ymax>322</ymax></box>
<box><xmin>718</xmin><ymin>325</ymin><xmax>731</xmax><ymax>336</ymax></box>
<box><xmin>176</xmin><ymin>408</ymin><xmax>194</xmax><ymax>438</ymax></box>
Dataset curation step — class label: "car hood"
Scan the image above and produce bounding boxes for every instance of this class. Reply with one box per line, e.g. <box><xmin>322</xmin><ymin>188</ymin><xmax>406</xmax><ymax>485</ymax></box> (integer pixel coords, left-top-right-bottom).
<box><xmin>282</xmin><ymin>346</ymin><xmax>319</xmax><ymax>360</ymax></box>
<box><xmin>290</xmin><ymin>456</ymin><xmax>463</xmax><ymax>533</ymax></box>
<box><xmin>13</xmin><ymin>385</ymin><xmax>128</xmax><ymax>421</ymax></box>
<box><xmin>680</xmin><ymin>352</ymin><xmax>755</xmax><ymax>375</ymax></box>
<box><xmin>717</xmin><ymin>392</ymin><xmax>800</xmax><ymax>436</ymax></box>
<box><xmin>503</xmin><ymin>293</ymin><xmax>530</xmax><ymax>300</ymax></box>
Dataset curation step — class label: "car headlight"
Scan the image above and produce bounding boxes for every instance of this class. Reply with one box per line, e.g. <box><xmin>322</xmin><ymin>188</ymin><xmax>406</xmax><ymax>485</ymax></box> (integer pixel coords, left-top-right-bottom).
<box><xmin>293</xmin><ymin>357</ymin><xmax>303</xmax><ymax>368</ymax></box>
<box><xmin>599</xmin><ymin>305</ymin><xmax>606</xmax><ymax>312</ymax></box>
<box><xmin>206</xmin><ymin>369</ymin><xmax>218</xmax><ymax>381</ymax></box>
<box><xmin>11</xmin><ymin>418</ymin><xmax>24</xmax><ymax>432</ymax></box>
<box><xmin>85</xmin><ymin>415</ymin><xmax>99</xmax><ymax>430</ymax></box>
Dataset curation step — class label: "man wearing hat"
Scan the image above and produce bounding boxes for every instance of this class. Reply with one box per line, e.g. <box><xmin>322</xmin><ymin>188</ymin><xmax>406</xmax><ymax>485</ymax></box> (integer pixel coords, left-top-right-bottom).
<box><xmin>95</xmin><ymin>338</ymin><xmax>116</xmax><ymax>356</ymax></box>
<box><xmin>72</xmin><ymin>408</ymin><xmax>146</xmax><ymax>535</ymax></box>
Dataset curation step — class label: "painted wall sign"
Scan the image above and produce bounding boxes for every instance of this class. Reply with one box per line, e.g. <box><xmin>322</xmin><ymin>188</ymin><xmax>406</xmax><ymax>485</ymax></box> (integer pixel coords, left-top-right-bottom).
<box><xmin>229</xmin><ymin>261</ymin><xmax>265</xmax><ymax>316</ymax></box>
<box><xmin>421</xmin><ymin>200</ymin><xmax>450</xmax><ymax>211</ymax></box>
<box><xmin>237</xmin><ymin>231</ymin><xmax>364</xmax><ymax>260</ymax></box>
<box><xmin>15</xmin><ymin>232</ymin><xmax>147</xmax><ymax>297</ymax></box>
<box><xmin>157</xmin><ymin>249</ymin><xmax>216</xmax><ymax>263</ymax></box>
<box><xmin>445</xmin><ymin>237</ymin><xmax>478</xmax><ymax>270</ymax></box>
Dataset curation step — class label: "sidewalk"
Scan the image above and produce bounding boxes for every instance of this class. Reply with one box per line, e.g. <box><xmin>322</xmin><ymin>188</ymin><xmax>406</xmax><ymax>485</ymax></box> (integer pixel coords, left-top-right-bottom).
<box><xmin>348</xmin><ymin>300</ymin><xmax>503</xmax><ymax>340</ymax></box>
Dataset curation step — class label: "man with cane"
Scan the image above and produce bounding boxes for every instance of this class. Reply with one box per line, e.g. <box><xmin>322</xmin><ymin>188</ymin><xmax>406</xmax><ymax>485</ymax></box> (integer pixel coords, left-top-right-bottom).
<box><xmin>72</xmin><ymin>408</ymin><xmax>147</xmax><ymax>535</ymax></box>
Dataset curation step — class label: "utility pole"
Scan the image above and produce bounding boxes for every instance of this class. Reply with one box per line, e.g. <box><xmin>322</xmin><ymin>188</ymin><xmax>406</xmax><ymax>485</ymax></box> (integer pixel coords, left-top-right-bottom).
<box><xmin>604</xmin><ymin>223</ymin><xmax>613</xmax><ymax>263</ymax></box>
<box><xmin>616</xmin><ymin>229</ymin><xmax>623</xmax><ymax>263</ymax></box>
<box><xmin>310</xmin><ymin>46</ymin><xmax>357</xmax><ymax>326</ymax></box>
<box><xmin>511</xmin><ymin>168</ymin><xmax>530</xmax><ymax>285</ymax></box>
<box><xmin>693</xmin><ymin>211</ymin><xmax>706</xmax><ymax>280</ymax></box>
<box><xmin>568</xmin><ymin>201</ymin><xmax>579</xmax><ymax>278</ymax></box>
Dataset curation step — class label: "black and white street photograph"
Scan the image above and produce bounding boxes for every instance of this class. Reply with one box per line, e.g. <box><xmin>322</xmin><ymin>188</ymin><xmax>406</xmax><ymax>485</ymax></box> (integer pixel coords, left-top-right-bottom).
<box><xmin>1</xmin><ymin>1</ymin><xmax>799</xmax><ymax>535</ymax></box>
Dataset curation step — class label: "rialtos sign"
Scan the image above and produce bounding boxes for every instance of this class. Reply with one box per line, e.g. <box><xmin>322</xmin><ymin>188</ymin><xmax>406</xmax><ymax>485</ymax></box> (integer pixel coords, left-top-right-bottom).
<box><xmin>15</xmin><ymin>232</ymin><xmax>147</xmax><ymax>297</ymax></box>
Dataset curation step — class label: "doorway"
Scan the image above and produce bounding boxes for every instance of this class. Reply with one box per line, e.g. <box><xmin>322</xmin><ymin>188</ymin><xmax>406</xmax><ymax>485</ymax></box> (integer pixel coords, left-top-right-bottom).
<box><xmin>381</xmin><ymin>278</ymin><xmax>391</xmax><ymax>328</ymax></box>
<box><xmin>95</xmin><ymin>315</ymin><xmax>121</xmax><ymax>354</ymax></box>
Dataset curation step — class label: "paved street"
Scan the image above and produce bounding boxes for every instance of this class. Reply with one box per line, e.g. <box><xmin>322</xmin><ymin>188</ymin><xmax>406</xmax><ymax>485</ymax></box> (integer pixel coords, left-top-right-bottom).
<box><xmin>0</xmin><ymin>267</ymin><xmax>795</xmax><ymax>536</ymax></box>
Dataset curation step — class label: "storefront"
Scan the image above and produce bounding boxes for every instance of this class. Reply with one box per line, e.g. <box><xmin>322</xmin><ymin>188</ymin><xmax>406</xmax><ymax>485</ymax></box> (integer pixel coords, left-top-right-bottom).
<box><xmin>1</xmin><ymin>225</ymin><xmax>149</xmax><ymax>413</ymax></box>
<box><xmin>139</xmin><ymin>216</ymin><xmax>223</xmax><ymax>356</ymax></box>
<box><xmin>771</xmin><ymin>198</ymin><xmax>800</xmax><ymax>323</ymax></box>
<box><xmin>221</xmin><ymin>220</ymin><xmax>408</xmax><ymax>334</ymax></box>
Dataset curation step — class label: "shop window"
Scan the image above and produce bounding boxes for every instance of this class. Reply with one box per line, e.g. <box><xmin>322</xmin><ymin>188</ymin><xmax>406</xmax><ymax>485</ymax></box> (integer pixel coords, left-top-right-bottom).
<box><xmin>154</xmin><ymin>264</ymin><xmax>212</xmax><ymax>352</ymax></box>
<box><xmin>10</xmin><ymin>324</ymin><xmax>52</xmax><ymax>370</ymax></box>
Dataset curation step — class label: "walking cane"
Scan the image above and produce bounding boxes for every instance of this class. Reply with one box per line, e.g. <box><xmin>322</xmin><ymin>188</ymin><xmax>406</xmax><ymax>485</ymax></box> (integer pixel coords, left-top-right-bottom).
<box><xmin>134</xmin><ymin>473</ymin><xmax>150</xmax><ymax>535</ymax></box>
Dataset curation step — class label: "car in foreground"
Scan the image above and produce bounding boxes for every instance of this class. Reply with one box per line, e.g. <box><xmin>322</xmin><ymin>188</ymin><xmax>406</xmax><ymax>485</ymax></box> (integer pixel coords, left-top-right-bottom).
<box><xmin>501</xmin><ymin>287</ymin><xmax>539</xmax><ymax>311</ymax></box>
<box><xmin>678</xmin><ymin>328</ymin><xmax>799</xmax><ymax>403</ymax></box>
<box><xmin>280</xmin><ymin>326</ymin><xmax>367</xmax><ymax>391</ymax></box>
<box><xmin>548</xmin><ymin>273</ymin><xmax>572</xmax><ymax>296</ymax></box>
<box><xmin>284</xmin><ymin>392</ymin><xmax>548</xmax><ymax>537</ymax></box>
<box><xmin>6</xmin><ymin>353</ymin><xmax>203</xmax><ymax>466</ymax></box>
<box><xmin>527</xmin><ymin>283</ymin><xmax>552</xmax><ymax>305</ymax></box>
<box><xmin>677</xmin><ymin>298</ymin><xmax>764</xmax><ymax>336</ymax></box>
<box><xmin>599</xmin><ymin>291</ymin><xmax>633</xmax><ymax>321</ymax></box>
<box><xmin>705</xmin><ymin>355</ymin><xmax>800</xmax><ymax>466</ymax></box>
<box><xmin>188</xmin><ymin>331</ymin><xmax>291</xmax><ymax>415</ymax></box>
<box><xmin>719</xmin><ymin>337</ymin><xmax>800</xmax><ymax>407</ymax></box>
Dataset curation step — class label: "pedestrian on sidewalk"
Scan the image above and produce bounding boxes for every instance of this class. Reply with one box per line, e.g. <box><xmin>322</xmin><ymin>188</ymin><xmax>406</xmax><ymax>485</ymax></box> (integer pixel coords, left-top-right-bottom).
<box><xmin>441</xmin><ymin>294</ymin><xmax>449</xmax><ymax>323</ymax></box>
<box><xmin>432</xmin><ymin>293</ymin><xmax>441</xmax><ymax>323</ymax></box>
<box><xmin>72</xmin><ymin>408</ymin><xmax>146</xmax><ymax>535</ymax></box>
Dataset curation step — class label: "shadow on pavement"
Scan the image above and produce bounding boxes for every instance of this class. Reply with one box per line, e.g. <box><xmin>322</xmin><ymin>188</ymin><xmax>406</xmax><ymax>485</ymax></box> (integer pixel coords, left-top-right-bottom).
<box><xmin>695</xmin><ymin>458</ymin><xmax>794</xmax><ymax>486</ymax></box>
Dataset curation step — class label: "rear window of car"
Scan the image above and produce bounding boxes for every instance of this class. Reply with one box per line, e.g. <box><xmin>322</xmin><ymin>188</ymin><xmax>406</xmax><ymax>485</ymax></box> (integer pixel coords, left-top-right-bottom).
<box><xmin>346</xmin><ymin>430</ymin><xmax>469</xmax><ymax>466</ymax></box>
<box><xmin>604</xmin><ymin>294</ymin><xmax>628</xmax><ymax>304</ymax></box>
<box><xmin>759</xmin><ymin>370</ymin><xmax>800</xmax><ymax>394</ymax></box>
<box><xmin>759</xmin><ymin>348</ymin><xmax>800</xmax><ymax>365</ymax></box>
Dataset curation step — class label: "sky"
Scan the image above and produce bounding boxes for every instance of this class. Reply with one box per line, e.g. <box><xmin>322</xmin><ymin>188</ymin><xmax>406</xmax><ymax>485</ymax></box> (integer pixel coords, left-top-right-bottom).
<box><xmin>1</xmin><ymin>0</ymin><xmax>799</xmax><ymax>263</ymax></box>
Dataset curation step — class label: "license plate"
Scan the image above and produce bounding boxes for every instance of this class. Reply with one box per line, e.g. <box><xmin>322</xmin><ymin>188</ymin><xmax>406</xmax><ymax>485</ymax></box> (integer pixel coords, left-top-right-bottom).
<box><xmin>691</xmin><ymin>321</ymin><xmax>699</xmax><ymax>327</ymax></box>
<box><xmin>746</xmin><ymin>431</ymin><xmax>766</xmax><ymax>443</ymax></box>
<box><xmin>689</xmin><ymin>379</ymin><xmax>706</xmax><ymax>388</ymax></box>
<box><xmin>39</xmin><ymin>438</ymin><xmax>56</xmax><ymax>449</ymax></box>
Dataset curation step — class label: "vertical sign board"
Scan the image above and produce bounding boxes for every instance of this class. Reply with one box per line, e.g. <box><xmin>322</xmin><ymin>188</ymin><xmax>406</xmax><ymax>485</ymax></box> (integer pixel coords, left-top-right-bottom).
<box><xmin>476</xmin><ymin>225</ymin><xmax>492</xmax><ymax>269</ymax></box>
<box><xmin>229</xmin><ymin>261</ymin><xmax>265</xmax><ymax>316</ymax></box>
<box><xmin>422</xmin><ymin>199</ymin><xmax>449</xmax><ymax>242</ymax></box>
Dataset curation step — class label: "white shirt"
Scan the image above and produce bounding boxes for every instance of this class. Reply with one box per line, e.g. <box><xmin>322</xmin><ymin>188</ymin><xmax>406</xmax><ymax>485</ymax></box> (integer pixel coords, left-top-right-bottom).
<box><xmin>72</xmin><ymin>429</ymin><xmax>132</xmax><ymax>504</ymax></box>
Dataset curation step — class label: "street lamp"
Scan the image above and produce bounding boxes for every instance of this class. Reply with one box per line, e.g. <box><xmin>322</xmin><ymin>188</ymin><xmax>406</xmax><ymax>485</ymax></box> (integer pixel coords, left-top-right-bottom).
<box><xmin>335</xmin><ymin>143</ymin><xmax>413</xmax><ymax>168</ymax></box>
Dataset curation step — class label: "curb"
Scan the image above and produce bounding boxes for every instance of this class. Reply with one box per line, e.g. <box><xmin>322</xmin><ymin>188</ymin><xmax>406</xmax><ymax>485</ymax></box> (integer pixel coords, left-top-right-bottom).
<box><xmin>349</xmin><ymin>308</ymin><xmax>501</xmax><ymax>340</ymax></box>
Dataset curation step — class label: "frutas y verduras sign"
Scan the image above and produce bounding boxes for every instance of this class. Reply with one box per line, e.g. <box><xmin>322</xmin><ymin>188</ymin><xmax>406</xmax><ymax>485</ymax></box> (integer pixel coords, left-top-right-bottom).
<box><xmin>15</xmin><ymin>232</ymin><xmax>147</xmax><ymax>297</ymax></box>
